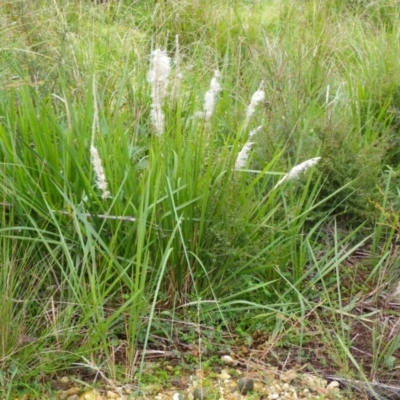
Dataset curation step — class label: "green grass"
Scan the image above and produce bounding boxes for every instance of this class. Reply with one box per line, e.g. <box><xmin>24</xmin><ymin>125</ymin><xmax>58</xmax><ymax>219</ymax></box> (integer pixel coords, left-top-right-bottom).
<box><xmin>1</xmin><ymin>0</ymin><xmax>400</xmax><ymax>397</ymax></box>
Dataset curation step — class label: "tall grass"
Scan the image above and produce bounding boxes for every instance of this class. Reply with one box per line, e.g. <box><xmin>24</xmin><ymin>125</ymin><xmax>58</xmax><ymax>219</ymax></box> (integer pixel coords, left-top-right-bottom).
<box><xmin>1</xmin><ymin>0</ymin><xmax>400</xmax><ymax>395</ymax></box>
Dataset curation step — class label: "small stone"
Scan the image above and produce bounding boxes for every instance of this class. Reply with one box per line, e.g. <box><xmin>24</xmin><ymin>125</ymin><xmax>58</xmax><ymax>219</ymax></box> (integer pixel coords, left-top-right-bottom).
<box><xmin>254</xmin><ymin>381</ymin><xmax>269</xmax><ymax>394</ymax></box>
<box><xmin>228</xmin><ymin>381</ymin><xmax>238</xmax><ymax>393</ymax></box>
<box><xmin>60</xmin><ymin>376</ymin><xmax>70</xmax><ymax>383</ymax></box>
<box><xmin>219</xmin><ymin>369</ymin><xmax>231</xmax><ymax>380</ymax></box>
<box><xmin>327</xmin><ymin>380</ymin><xmax>340</xmax><ymax>390</ymax></box>
<box><xmin>192</xmin><ymin>387</ymin><xmax>208</xmax><ymax>400</ymax></box>
<box><xmin>172</xmin><ymin>394</ymin><xmax>185</xmax><ymax>400</ymax></box>
<box><xmin>106</xmin><ymin>391</ymin><xmax>120</xmax><ymax>399</ymax></box>
<box><xmin>238</xmin><ymin>377</ymin><xmax>254</xmax><ymax>394</ymax></box>
<box><xmin>63</xmin><ymin>387</ymin><xmax>80</xmax><ymax>396</ymax></box>
<box><xmin>274</xmin><ymin>384</ymin><xmax>282</xmax><ymax>394</ymax></box>
<box><xmin>81</xmin><ymin>390</ymin><xmax>102</xmax><ymax>399</ymax></box>
<box><xmin>221</xmin><ymin>355</ymin><xmax>238</xmax><ymax>366</ymax></box>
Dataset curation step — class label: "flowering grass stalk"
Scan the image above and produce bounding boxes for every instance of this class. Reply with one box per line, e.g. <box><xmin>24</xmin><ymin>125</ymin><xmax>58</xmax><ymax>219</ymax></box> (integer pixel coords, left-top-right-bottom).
<box><xmin>244</xmin><ymin>83</ymin><xmax>265</xmax><ymax>128</ymax></box>
<box><xmin>234</xmin><ymin>126</ymin><xmax>262</xmax><ymax>170</ymax></box>
<box><xmin>148</xmin><ymin>49</ymin><xmax>171</xmax><ymax>135</ymax></box>
<box><xmin>273</xmin><ymin>157</ymin><xmax>321</xmax><ymax>189</ymax></box>
<box><xmin>203</xmin><ymin>70</ymin><xmax>221</xmax><ymax>122</ymax></box>
<box><xmin>90</xmin><ymin>145</ymin><xmax>111</xmax><ymax>200</ymax></box>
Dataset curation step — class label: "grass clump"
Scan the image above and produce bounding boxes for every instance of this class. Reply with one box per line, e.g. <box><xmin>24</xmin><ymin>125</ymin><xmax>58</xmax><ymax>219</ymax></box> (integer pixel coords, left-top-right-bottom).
<box><xmin>1</xmin><ymin>0</ymin><xmax>400</xmax><ymax>397</ymax></box>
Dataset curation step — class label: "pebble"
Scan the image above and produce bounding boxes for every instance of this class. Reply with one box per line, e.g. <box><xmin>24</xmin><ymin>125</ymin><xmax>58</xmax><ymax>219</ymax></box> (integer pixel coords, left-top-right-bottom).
<box><xmin>81</xmin><ymin>390</ymin><xmax>102</xmax><ymax>399</ymax></box>
<box><xmin>238</xmin><ymin>377</ymin><xmax>254</xmax><ymax>394</ymax></box>
<box><xmin>64</xmin><ymin>387</ymin><xmax>80</xmax><ymax>396</ymax></box>
<box><xmin>221</xmin><ymin>355</ymin><xmax>238</xmax><ymax>366</ymax></box>
<box><xmin>327</xmin><ymin>380</ymin><xmax>340</xmax><ymax>390</ymax></box>
<box><xmin>274</xmin><ymin>384</ymin><xmax>283</xmax><ymax>394</ymax></box>
<box><xmin>219</xmin><ymin>369</ymin><xmax>231</xmax><ymax>380</ymax></box>
<box><xmin>193</xmin><ymin>387</ymin><xmax>208</xmax><ymax>399</ymax></box>
<box><xmin>106</xmin><ymin>391</ymin><xmax>120</xmax><ymax>399</ymax></box>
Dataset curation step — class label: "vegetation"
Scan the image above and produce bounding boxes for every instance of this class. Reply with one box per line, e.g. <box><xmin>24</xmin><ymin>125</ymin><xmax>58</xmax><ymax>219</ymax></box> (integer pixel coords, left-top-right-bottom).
<box><xmin>1</xmin><ymin>0</ymin><xmax>400</xmax><ymax>397</ymax></box>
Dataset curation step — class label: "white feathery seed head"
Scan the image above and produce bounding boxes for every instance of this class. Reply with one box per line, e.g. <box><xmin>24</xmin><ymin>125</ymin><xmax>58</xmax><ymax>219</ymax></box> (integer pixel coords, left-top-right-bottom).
<box><xmin>148</xmin><ymin>49</ymin><xmax>171</xmax><ymax>135</ymax></box>
<box><xmin>234</xmin><ymin>141</ymin><xmax>255</xmax><ymax>170</ymax></box>
<box><xmin>274</xmin><ymin>157</ymin><xmax>321</xmax><ymax>189</ymax></box>
<box><xmin>150</xmin><ymin>105</ymin><xmax>165</xmax><ymax>136</ymax></box>
<box><xmin>204</xmin><ymin>70</ymin><xmax>221</xmax><ymax>122</ymax></box>
<box><xmin>90</xmin><ymin>145</ymin><xmax>111</xmax><ymax>199</ymax></box>
<box><xmin>245</xmin><ymin>84</ymin><xmax>265</xmax><ymax>127</ymax></box>
<box><xmin>248</xmin><ymin>125</ymin><xmax>262</xmax><ymax>139</ymax></box>
<box><xmin>148</xmin><ymin>49</ymin><xmax>171</xmax><ymax>94</ymax></box>
<box><xmin>234</xmin><ymin>126</ymin><xmax>262</xmax><ymax>170</ymax></box>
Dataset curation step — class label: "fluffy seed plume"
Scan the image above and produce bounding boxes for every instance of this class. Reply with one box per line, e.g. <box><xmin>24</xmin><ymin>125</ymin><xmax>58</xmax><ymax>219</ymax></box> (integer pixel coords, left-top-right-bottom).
<box><xmin>244</xmin><ymin>83</ymin><xmax>265</xmax><ymax>128</ymax></box>
<box><xmin>203</xmin><ymin>70</ymin><xmax>221</xmax><ymax>122</ymax></box>
<box><xmin>90</xmin><ymin>145</ymin><xmax>110</xmax><ymax>199</ymax></box>
<box><xmin>234</xmin><ymin>126</ymin><xmax>262</xmax><ymax>170</ymax></box>
<box><xmin>148</xmin><ymin>49</ymin><xmax>171</xmax><ymax>135</ymax></box>
<box><xmin>273</xmin><ymin>157</ymin><xmax>321</xmax><ymax>189</ymax></box>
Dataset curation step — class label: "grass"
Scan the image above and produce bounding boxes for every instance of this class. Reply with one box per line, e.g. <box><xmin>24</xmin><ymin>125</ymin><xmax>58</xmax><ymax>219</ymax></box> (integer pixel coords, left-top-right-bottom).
<box><xmin>1</xmin><ymin>0</ymin><xmax>400</xmax><ymax>398</ymax></box>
